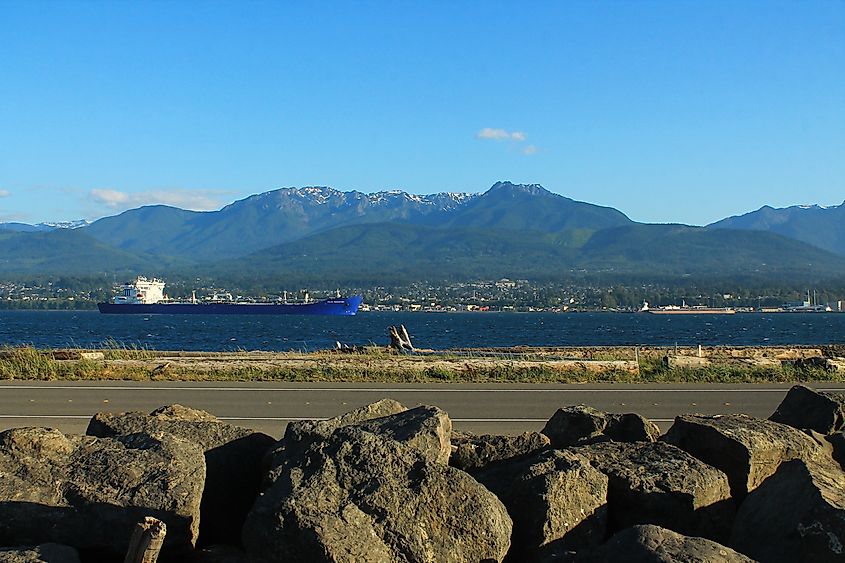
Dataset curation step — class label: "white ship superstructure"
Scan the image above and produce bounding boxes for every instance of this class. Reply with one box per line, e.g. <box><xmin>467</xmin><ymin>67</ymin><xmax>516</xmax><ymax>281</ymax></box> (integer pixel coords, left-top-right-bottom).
<box><xmin>113</xmin><ymin>277</ymin><xmax>166</xmax><ymax>304</ymax></box>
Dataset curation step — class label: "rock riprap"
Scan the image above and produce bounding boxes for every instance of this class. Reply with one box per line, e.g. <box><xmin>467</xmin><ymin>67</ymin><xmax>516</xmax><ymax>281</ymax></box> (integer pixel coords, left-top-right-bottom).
<box><xmin>731</xmin><ymin>458</ymin><xmax>845</xmax><ymax>563</ymax></box>
<box><xmin>829</xmin><ymin>431</ymin><xmax>845</xmax><ymax>470</ymax></box>
<box><xmin>769</xmin><ymin>384</ymin><xmax>845</xmax><ymax>434</ymax></box>
<box><xmin>0</xmin><ymin>427</ymin><xmax>204</xmax><ymax>559</ymax></box>
<box><xmin>450</xmin><ymin>431</ymin><xmax>550</xmax><ymax>473</ymax></box>
<box><xmin>474</xmin><ymin>449</ymin><xmax>608</xmax><ymax>558</ymax></box>
<box><xmin>0</xmin><ymin>543</ymin><xmax>81</xmax><ymax>563</ymax></box>
<box><xmin>661</xmin><ymin>413</ymin><xmax>824</xmax><ymax>498</ymax></box>
<box><xmin>351</xmin><ymin>405</ymin><xmax>452</xmax><ymax>464</ymax></box>
<box><xmin>573</xmin><ymin>441</ymin><xmax>734</xmax><ymax>542</ymax></box>
<box><xmin>264</xmin><ymin>398</ymin><xmax>407</xmax><ymax>482</ymax></box>
<box><xmin>583</xmin><ymin>525</ymin><xmax>754</xmax><ymax>563</ymax></box>
<box><xmin>3</xmin><ymin>394</ymin><xmax>845</xmax><ymax>562</ymax></box>
<box><xmin>243</xmin><ymin>407</ymin><xmax>512</xmax><ymax>563</ymax></box>
<box><xmin>86</xmin><ymin>404</ymin><xmax>274</xmax><ymax>547</ymax></box>
<box><xmin>541</xmin><ymin>405</ymin><xmax>660</xmax><ymax>448</ymax></box>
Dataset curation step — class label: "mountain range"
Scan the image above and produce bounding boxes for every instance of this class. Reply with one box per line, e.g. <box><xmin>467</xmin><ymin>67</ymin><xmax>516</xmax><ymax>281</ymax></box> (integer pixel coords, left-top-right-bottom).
<box><xmin>709</xmin><ymin>202</ymin><xmax>845</xmax><ymax>257</ymax></box>
<box><xmin>78</xmin><ymin>182</ymin><xmax>632</xmax><ymax>260</ymax></box>
<box><xmin>2</xmin><ymin>182</ymin><xmax>844</xmax><ymax>284</ymax></box>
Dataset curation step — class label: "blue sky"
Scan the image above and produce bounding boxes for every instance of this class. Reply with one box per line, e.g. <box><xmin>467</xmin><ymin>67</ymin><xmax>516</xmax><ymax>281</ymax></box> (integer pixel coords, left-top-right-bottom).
<box><xmin>1</xmin><ymin>1</ymin><xmax>843</xmax><ymax>225</ymax></box>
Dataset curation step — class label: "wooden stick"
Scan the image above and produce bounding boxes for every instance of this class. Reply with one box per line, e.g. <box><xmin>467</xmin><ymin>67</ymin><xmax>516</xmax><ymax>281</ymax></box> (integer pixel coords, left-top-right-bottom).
<box><xmin>124</xmin><ymin>517</ymin><xmax>167</xmax><ymax>563</ymax></box>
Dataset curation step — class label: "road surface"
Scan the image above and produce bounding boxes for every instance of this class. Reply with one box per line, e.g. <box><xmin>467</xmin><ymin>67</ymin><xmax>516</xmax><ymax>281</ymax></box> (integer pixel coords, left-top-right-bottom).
<box><xmin>1</xmin><ymin>381</ymin><xmax>841</xmax><ymax>437</ymax></box>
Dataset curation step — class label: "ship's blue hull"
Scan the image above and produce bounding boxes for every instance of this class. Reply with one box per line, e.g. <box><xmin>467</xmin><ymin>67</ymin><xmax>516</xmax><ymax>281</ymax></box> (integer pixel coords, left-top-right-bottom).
<box><xmin>97</xmin><ymin>296</ymin><xmax>363</xmax><ymax>315</ymax></box>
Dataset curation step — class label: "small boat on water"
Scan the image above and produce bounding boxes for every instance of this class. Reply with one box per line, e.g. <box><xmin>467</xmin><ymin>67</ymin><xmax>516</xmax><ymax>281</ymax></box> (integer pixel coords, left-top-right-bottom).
<box><xmin>97</xmin><ymin>277</ymin><xmax>363</xmax><ymax>316</ymax></box>
<box><xmin>639</xmin><ymin>301</ymin><xmax>736</xmax><ymax>315</ymax></box>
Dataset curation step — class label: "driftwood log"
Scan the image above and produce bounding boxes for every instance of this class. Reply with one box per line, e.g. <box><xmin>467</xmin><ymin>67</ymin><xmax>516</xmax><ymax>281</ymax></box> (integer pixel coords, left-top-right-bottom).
<box><xmin>389</xmin><ymin>325</ymin><xmax>414</xmax><ymax>352</ymax></box>
<box><xmin>124</xmin><ymin>517</ymin><xmax>167</xmax><ymax>563</ymax></box>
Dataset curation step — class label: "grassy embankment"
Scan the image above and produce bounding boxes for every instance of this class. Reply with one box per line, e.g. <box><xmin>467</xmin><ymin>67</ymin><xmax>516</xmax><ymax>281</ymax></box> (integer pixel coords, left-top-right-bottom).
<box><xmin>0</xmin><ymin>345</ymin><xmax>843</xmax><ymax>384</ymax></box>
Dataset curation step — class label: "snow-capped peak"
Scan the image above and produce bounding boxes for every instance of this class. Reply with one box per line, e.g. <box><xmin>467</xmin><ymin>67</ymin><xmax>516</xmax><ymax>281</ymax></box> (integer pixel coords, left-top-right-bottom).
<box><xmin>294</xmin><ymin>186</ymin><xmax>343</xmax><ymax>204</ymax></box>
<box><xmin>794</xmin><ymin>203</ymin><xmax>841</xmax><ymax>211</ymax></box>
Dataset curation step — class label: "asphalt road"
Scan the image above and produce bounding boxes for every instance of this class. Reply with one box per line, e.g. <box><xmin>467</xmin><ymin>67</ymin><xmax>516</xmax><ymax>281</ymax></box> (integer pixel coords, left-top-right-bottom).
<box><xmin>2</xmin><ymin>381</ymin><xmax>843</xmax><ymax>438</ymax></box>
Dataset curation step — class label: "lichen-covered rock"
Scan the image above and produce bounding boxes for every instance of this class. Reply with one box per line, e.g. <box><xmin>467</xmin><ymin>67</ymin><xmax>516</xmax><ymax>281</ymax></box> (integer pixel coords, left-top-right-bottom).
<box><xmin>541</xmin><ymin>406</ymin><xmax>659</xmax><ymax>448</ymax></box>
<box><xmin>583</xmin><ymin>525</ymin><xmax>754</xmax><ymax>563</ymax></box>
<box><xmin>282</xmin><ymin>398</ymin><xmax>407</xmax><ymax>451</ymax></box>
<box><xmin>573</xmin><ymin>441</ymin><xmax>733</xmax><ymax>542</ymax></box>
<box><xmin>769</xmin><ymin>385</ymin><xmax>845</xmax><ymax>434</ymax></box>
<box><xmin>352</xmin><ymin>405</ymin><xmax>452</xmax><ymax>465</ymax></box>
<box><xmin>450</xmin><ymin>431</ymin><xmax>550</xmax><ymax>473</ymax></box>
<box><xmin>0</xmin><ymin>427</ymin><xmax>205</xmax><ymax>558</ymax></box>
<box><xmin>0</xmin><ymin>544</ymin><xmax>81</xmax><ymax>563</ymax></box>
<box><xmin>474</xmin><ymin>449</ymin><xmax>608</xmax><ymax>558</ymax></box>
<box><xmin>265</xmin><ymin>398</ymin><xmax>407</xmax><ymax>477</ymax></box>
<box><xmin>243</xmin><ymin>425</ymin><xmax>512</xmax><ymax>563</ymax></box>
<box><xmin>86</xmin><ymin>404</ymin><xmax>274</xmax><ymax>547</ymax></box>
<box><xmin>731</xmin><ymin>458</ymin><xmax>845</xmax><ymax>563</ymax></box>
<box><xmin>267</xmin><ymin>402</ymin><xmax>450</xmax><ymax>488</ymax></box>
<box><xmin>661</xmin><ymin>413</ymin><xmax>824</xmax><ymax>498</ymax></box>
<box><xmin>803</xmin><ymin>428</ymin><xmax>837</xmax><ymax>460</ymax></box>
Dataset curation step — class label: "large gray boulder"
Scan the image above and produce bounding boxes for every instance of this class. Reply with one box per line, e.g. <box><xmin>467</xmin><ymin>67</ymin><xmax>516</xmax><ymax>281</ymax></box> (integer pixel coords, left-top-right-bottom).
<box><xmin>573</xmin><ymin>441</ymin><xmax>733</xmax><ymax>542</ymax></box>
<box><xmin>661</xmin><ymin>413</ymin><xmax>824</xmax><ymax>498</ymax></box>
<box><xmin>243</xmin><ymin>425</ymin><xmax>512</xmax><ymax>563</ymax></box>
<box><xmin>0</xmin><ymin>427</ymin><xmax>205</xmax><ymax>558</ymax></box>
<box><xmin>266</xmin><ymin>403</ymin><xmax>450</xmax><ymax>488</ymax></box>
<box><xmin>583</xmin><ymin>525</ymin><xmax>754</xmax><ymax>563</ymax></box>
<box><xmin>769</xmin><ymin>385</ymin><xmax>845</xmax><ymax>434</ymax></box>
<box><xmin>86</xmin><ymin>404</ymin><xmax>274</xmax><ymax>547</ymax></box>
<box><xmin>265</xmin><ymin>398</ymin><xmax>407</xmax><ymax>478</ymax></box>
<box><xmin>352</xmin><ymin>405</ymin><xmax>452</xmax><ymax>465</ymax></box>
<box><xmin>0</xmin><ymin>544</ymin><xmax>80</xmax><ymax>563</ymax></box>
<box><xmin>450</xmin><ymin>431</ymin><xmax>550</xmax><ymax>473</ymax></box>
<box><xmin>731</xmin><ymin>458</ymin><xmax>845</xmax><ymax>563</ymax></box>
<box><xmin>541</xmin><ymin>406</ymin><xmax>660</xmax><ymax>448</ymax></box>
<box><xmin>474</xmin><ymin>449</ymin><xmax>608</xmax><ymax>558</ymax></box>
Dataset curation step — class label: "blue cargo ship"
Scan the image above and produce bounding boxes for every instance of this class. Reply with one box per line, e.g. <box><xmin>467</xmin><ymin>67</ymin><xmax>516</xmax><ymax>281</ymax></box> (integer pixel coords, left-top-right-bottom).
<box><xmin>97</xmin><ymin>277</ymin><xmax>362</xmax><ymax>316</ymax></box>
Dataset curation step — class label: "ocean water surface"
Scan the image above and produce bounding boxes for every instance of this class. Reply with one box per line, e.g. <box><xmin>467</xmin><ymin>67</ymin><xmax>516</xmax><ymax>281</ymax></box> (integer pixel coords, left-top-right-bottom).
<box><xmin>1</xmin><ymin>310</ymin><xmax>844</xmax><ymax>351</ymax></box>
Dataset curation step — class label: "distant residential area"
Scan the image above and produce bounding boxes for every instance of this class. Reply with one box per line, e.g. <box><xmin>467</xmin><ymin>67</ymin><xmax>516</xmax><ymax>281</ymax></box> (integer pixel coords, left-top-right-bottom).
<box><xmin>2</xmin><ymin>277</ymin><xmax>843</xmax><ymax>313</ymax></box>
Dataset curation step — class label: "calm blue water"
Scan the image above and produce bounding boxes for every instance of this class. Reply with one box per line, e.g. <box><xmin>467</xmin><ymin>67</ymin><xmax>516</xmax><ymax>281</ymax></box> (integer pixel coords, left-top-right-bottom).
<box><xmin>0</xmin><ymin>310</ymin><xmax>844</xmax><ymax>351</ymax></box>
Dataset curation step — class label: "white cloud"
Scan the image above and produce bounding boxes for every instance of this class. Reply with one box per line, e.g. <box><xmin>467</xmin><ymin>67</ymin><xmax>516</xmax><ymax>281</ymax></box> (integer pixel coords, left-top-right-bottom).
<box><xmin>90</xmin><ymin>189</ymin><xmax>129</xmax><ymax>207</ymax></box>
<box><xmin>0</xmin><ymin>190</ymin><xmax>10</xmax><ymax>197</ymax></box>
<box><xmin>477</xmin><ymin>128</ymin><xmax>510</xmax><ymax>140</ymax></box>
<box><xmin>476</xmin><ymin>128</ymin><xmax>526</xmax><ymax>142</ymax></box>
<box><xmin>89</xmin><ymin>188</ymin><xmax>227</xmax><ymax>212</ymax></box>
<box><xmin>476</xmin><ymin>129</ymin><xmax>539</xmax><ymax>155</ymax></box>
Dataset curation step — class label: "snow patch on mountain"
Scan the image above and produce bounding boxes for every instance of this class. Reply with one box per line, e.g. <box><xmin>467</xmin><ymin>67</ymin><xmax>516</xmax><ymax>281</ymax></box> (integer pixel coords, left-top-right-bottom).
<box><xmin>296</xmin><ymin>186</ymin><xmax>343</xmax><ymax>205</ymax></box>
<box><xmin>795</xmin><ymin>203</ymin><xmax>843</xmax><ymax>211</ymax></box>
<box><xmin>0</xmin><ymin>220</ymin><xmax>91</xmax><ymax>232</ymax></box>
<box><xmin>37</xmin><ymin>220</ymin><xmax>92</xmax><ymax>229</ymax></box>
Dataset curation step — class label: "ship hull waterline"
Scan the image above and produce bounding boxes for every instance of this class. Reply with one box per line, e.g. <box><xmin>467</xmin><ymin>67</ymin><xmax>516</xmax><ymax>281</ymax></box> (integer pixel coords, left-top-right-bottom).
<box><xmin>97</xmin><ymin>296</ymin><xmax>363</xmax><ymax>316</ymax></box>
